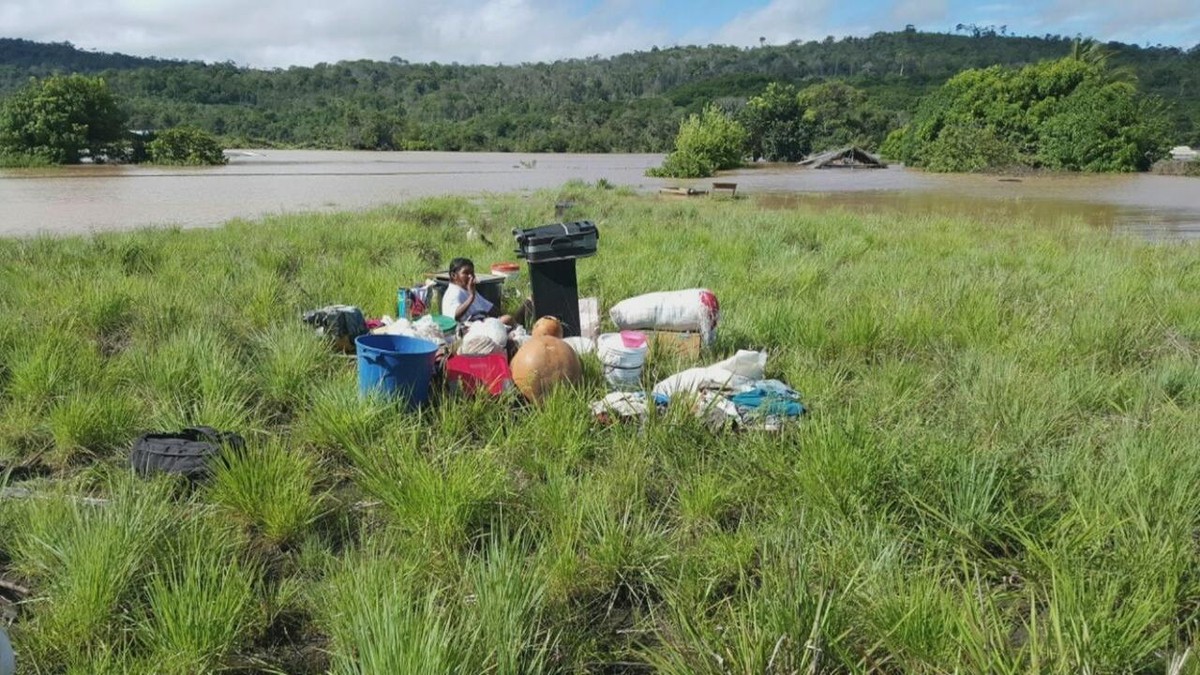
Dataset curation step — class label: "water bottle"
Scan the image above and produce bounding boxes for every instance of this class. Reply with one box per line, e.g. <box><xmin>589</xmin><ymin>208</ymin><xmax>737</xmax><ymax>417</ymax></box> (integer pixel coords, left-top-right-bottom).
<box><xmin>396</xmin><ymin>288</ymin><xmax>409</xmax><ymax>319</ymax></box>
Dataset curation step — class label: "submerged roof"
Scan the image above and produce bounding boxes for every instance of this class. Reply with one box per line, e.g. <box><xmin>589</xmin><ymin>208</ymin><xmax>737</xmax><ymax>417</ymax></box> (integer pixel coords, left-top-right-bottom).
<box><xmin>799</xmin><ymin>146</ymin><xmax>888</xmax><ymax>169</ymax></box>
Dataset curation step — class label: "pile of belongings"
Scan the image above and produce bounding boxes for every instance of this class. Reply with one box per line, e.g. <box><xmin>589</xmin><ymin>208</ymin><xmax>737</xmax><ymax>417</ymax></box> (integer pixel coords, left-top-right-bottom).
<box><xmin>369</xmin><ymin>314</ymin><xmax>456</xmax><ymax>345</ymax></box>
<box><xmin>591</xmin><ymin>349</ymin><xmax>806</xmax><ymax>431</ymax></box>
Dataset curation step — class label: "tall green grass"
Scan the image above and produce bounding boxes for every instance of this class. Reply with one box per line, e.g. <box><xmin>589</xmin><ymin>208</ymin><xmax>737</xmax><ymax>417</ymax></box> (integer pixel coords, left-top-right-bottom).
<box><xmin>136</xmin><ymin>516</ymin><xmax>262</xmax><ymax>673</ymax></box>
<box><xmin>206</xmin><ymin>438</ymin><xmax>326</xmax><ymax>548</ymax></box>
<box><xmin>317</xmin><ymin>532</ymin><xmax>553</xmax><ymax>674</ymax></box>
<box><xmin>7</xmin><ymin>475</ymin><xmax>175</xmax><ymax>669</ymax></box>
<box><xmin>0</xmin><ymin>184</ymin><xmax>1197</xmax><ymax>671</ymax></box>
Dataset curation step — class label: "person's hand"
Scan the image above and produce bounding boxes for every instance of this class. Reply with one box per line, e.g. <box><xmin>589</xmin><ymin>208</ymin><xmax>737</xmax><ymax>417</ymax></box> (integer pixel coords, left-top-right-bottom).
<box><xmin>466</xmin><ymin>274</ymin><xmax>477</xmax><ymax>292</ymax></box>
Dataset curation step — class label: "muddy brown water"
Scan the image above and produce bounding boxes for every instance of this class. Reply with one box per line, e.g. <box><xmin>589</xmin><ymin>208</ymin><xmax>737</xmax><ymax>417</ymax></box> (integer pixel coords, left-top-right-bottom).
<box><xmin>1</xmin><ymin>150</ymin><xmax>1197</xmax><ymax>240</ymax></box>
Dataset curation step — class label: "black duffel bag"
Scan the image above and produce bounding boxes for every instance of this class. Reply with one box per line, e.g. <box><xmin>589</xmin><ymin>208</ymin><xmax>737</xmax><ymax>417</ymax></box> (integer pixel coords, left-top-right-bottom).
<box><xmin>129</xmin><ymin>426</ymin><xmax>245</xmax><ymax>481</ymax></box>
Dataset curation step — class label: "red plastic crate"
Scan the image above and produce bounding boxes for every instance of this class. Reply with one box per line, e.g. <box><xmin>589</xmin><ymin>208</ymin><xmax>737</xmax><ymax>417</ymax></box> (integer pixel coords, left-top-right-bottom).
<box><xmin>444</xmin><ymin>353</ymin><xmax>514</xmax><ymax>397</ymax></box>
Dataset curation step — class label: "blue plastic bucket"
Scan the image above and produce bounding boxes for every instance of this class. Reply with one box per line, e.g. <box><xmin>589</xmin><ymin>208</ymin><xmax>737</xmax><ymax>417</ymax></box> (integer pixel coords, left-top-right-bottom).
<box><xmin>355</xmin><ymin>334</ymin><xmax>439</xmax><ymax>407</ymax></box>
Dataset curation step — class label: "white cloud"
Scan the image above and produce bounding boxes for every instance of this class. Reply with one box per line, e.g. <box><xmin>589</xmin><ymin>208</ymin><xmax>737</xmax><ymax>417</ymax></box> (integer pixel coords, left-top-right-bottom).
<box><xmin>1020</xmin><ymin>0</ymin><xmax>1198</xmax><ymax>45</ymax></box>
<box><xmin>1</xmin><ymin>0</ymin><xmax>668</xmax><ymax>67</ymax></box>
<box><xmin>1</xmin><ymin>0</ymin><xmax>1196</xmax><ymax>68</ymax></box>
<box><xmin>711</xmin><ymin>0</ymin><xmax>835</xmax><ymax>47</ymax></box>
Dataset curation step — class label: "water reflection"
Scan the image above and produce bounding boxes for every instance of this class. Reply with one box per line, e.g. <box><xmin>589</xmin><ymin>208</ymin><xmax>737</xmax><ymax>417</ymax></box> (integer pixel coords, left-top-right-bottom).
<box><xmin>714</xmin><ymin>163</ymin><xmax>1200</xmax><ymax>241</ymax></box>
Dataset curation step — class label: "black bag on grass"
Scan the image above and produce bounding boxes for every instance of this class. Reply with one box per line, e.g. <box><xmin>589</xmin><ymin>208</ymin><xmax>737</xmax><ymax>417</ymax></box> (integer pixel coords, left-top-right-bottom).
<box><xmin>129</xmin><ymin>426</ymin><xmax>245</xmax><ymax>481</ymax></box>
<box><xmin>301</xmin><ymin>304</ymin><xmax>367</xmax><ymax>353</ymax></box>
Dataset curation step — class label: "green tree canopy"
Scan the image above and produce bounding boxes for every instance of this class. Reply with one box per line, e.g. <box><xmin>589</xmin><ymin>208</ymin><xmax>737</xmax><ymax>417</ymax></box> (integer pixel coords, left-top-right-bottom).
<box><xmin>740</xmin><ymin>81</ymin><xmax>890</xmax><ymax>162</ymax></box>
<box><xmin>0</xmin><ymin>74</ymin><xmax>127</xmax><ymax>163</ymax></box>
<box><xmin>147</xmin><ymin>126</ymin><xmax>227</xmax><ymax>165</ymax></box>
<box><xmin>883</xmin><ymin>57</ymin><xmax>1170</xmax><ymax>172</ymax></box>
<box><xmin>797</xmin><ymin>81</ymin><xmax>891</xmax><ymax>153</ymax></box>
<box><xmin>741</xmin><ymin>82</ymin><xmax>809</xmax><ymax>162</ymax></box>
<box><xmin>648</xmin><ymin>104</ymin><xmax>747</xmax><ymax>178</ymax></box>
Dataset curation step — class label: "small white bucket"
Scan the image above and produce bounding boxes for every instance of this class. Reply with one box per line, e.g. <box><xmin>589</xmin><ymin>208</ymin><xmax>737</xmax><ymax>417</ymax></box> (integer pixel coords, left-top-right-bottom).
<box><xmin>597</xmin><ymin>332</ymin><xmax>648</xmax><ymax>391</ymax></box>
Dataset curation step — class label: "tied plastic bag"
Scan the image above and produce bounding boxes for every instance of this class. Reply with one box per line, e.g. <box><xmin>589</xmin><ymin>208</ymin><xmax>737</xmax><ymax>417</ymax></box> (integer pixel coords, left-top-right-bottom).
<box><xmin>459</xmin><ymin>318</ymin><xmax>509</xmax><ymax>356</ymax></box>
<box><xmin>509</xmin><ymin>325</ymin><xmax>533</xmax><ymax>348</ymax></box>
<box><xmin>459</xmin><ymin>333</ymin><xmax>502</xmax><ymax>356</ymax></box>
<box><xmin>652</xmin><ymin>350</ymin><xmax>766</xmax><ymax>398</ymax></box>
<box><xmin>475</xmin><ymin>318</ymin><xmax>509</xmax><ymax>348</ymax></box>
<box><xmin>609</xmin><ymin>289</ymin><xmax>719</xmax><ymax>345</ymax></box>
<box><xmin>413</xmin><ymin>315</ymin><xmax>451</xmax><ymax>345</ymax></box>
<box><xmin>371</xmin><ymin>317</ymin><xmax>415</xmax><ymax>336</ymax></box>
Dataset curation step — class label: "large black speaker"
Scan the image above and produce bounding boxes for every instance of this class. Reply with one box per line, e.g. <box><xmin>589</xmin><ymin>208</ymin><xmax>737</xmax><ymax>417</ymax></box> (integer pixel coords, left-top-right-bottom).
<box><xmin>528</xmin><ymin>259</ymin><xmax>581</xmax><ymax>336</ymax></box>
<box><xmin>513</xmin><ymin>221</ymin><xmax>598</xmax><ymax>338</ymax></box>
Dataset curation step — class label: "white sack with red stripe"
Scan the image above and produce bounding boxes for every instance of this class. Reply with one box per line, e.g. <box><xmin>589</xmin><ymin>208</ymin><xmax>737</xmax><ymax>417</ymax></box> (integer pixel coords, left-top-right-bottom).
<box><xmin>609</xmin><ymin>289</ymin><xmax>719</xmax><ymax>345</ymax></box>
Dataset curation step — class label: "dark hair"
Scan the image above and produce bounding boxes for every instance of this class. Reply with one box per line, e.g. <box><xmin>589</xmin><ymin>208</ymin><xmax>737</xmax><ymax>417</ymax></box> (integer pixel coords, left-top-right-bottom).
<box><xmin>448</xmin><ymin>257</ymin><xmax>474</xmax><ymax>276</ymax></box>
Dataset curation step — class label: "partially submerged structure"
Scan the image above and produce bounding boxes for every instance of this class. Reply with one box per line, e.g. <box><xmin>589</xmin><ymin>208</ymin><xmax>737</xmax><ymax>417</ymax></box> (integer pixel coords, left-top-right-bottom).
<box><xmin>799</xmin><ymin>146</ymin><xmax>888</xmax><ymax>169</ymax></box>
<box><xmin>1169</xmin><ymin>145</ymin><xmax>1197</xmax><ymax>161</ymax></box>
<box><xmin>659</xmin><ymin>186</ymin><xmax>707</xmax><ymax>197</ymax></box>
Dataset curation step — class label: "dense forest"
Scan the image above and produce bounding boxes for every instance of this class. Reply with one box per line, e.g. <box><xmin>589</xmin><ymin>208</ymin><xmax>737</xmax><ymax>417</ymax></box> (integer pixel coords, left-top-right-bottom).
<box><xmin>2</xmin><ymin>29</ymin><xmax>1198</xmax><ymax>152</ymax></box>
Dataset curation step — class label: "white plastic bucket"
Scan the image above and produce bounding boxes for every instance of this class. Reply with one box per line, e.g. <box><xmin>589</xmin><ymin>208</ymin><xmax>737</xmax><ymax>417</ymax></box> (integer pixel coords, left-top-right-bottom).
<box><xmin>597</xmin><ymin>332</ymin><xmax>648</xmax><ymax>391</ymax></box>
<box><xmin>1</xmin><ymin>627</ymin><xmax>14</xmax><ymax>675</ymax></box>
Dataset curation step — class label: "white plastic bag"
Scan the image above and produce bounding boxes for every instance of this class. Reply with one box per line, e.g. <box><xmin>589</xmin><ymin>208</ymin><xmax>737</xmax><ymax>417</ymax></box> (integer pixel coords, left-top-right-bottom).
<box><xmin>475</xmin><ymin>318</ymin><xmax>509</xmax><ymax>348</ymax></box>
<box><xmin>373</xmin><ymin>318</ymin><xmax>414</xmax><ymax>336</ymax></box>
<box><xmin>609</xmin><ymin>289</ymin><xmax>719</xmax><ymax>344</ymax></box>
<box><xmin>590</xmin><ymin>392</ymin><xmax>650</xmax><ymax>421</ymax></box>
<box><xmin>413</xmin><ymin>315</ymin><xmax>451</xmax><ymax>345</ymax></box>
<box><xmin>459</xmin><ymin>319</ymin><xmax>508</xmax><ymax>355</ymax></box>
<box><xmin>509</xmin><ymin>325</ymin><xmax>532</xmax><ymax>348</ymax></box>
<box><xmin>652</xmin><ymin>350</ymin><xmax>766</xmax><ymax>398</ymax></box>
<box><xmin>710</xmin><ymin>349</ymin><xmax>766</xmax><ymax>380</ymax></box>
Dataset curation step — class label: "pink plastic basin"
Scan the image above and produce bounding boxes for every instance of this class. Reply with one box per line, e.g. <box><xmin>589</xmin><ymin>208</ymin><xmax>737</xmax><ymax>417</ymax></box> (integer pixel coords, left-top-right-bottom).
<box><xmin>619</xmin><ymin>330</ymin><xmax>647</xmax><ymax>348</ymax></box>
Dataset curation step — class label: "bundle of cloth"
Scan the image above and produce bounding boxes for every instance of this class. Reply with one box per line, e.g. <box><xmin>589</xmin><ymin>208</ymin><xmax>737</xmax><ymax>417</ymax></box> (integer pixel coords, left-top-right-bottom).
<box><xmin>590</xmin><ymin>349</ymin><xmax>806</xmax><ymax>431</ymax></box>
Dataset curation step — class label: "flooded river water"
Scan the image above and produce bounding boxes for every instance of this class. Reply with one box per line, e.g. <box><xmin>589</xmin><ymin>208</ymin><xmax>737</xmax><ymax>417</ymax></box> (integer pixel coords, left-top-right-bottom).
<box><xmin>1</xmin><ymin>150</ymin><xmax>1197</xmax><ymax>240</ymax></box>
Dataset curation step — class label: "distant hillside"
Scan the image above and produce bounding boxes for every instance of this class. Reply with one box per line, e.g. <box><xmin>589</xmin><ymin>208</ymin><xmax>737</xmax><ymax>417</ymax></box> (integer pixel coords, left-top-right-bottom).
<box><xmin>2</xmin><ymin>31</ymin><xmax>1197</xmax><ymax>152</ymax></box>
<box><xmin>0</xmin><ymin>37</ymin><xmax>191</xmax><ymax>76</ymax></box>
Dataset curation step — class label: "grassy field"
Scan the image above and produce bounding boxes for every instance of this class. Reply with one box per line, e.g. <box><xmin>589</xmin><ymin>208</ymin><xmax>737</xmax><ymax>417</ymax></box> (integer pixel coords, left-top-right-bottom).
<box><xmin>0</xmin><ymin>182</ymin><xmax>1198</xmax><ymax>673</ymax></box>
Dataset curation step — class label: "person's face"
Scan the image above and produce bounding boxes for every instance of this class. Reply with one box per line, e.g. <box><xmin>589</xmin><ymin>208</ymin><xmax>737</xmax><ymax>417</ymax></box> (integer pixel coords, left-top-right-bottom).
<box><xmin>453</xmin><ymin>265</ymin><xmax>475</xmax><ymax>285</ymax></box>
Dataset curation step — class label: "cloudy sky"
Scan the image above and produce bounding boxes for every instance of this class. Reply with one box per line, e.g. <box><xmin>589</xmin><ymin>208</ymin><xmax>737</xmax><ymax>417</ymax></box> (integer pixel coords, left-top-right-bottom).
<box><xmin>2</xmin><ymin>0</ymin><xmax>1197</xmax><ymax>69</ymax></box>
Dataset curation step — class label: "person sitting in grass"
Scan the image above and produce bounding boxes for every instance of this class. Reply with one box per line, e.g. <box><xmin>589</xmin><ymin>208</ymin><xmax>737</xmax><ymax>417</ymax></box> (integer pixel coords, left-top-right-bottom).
<box><xmin>442</xmin><ymin>257</ymin><xmax>527</xmax><ymax>327</ymax></box>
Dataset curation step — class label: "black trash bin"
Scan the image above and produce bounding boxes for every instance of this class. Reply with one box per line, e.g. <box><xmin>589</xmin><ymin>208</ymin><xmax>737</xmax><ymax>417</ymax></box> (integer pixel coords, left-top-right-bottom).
<box><xmin>513</xmin><ymin>220</ymin><xmax>598</xmax><ymax>338</ymax></box>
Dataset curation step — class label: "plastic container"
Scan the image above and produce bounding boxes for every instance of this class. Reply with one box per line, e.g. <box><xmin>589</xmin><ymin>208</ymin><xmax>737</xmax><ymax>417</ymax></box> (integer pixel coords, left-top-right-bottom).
<box><xmin>597</xmin><ymin>332</ymin><xmax>649</xmax><ymax>391</ymax></box>
<box><xmin>1</xmin><ymin>626</ymin><xmax>14</xmax><ymax>675</ymax></box>
<box><xmin>445</xmin><ymin>353</ymin><xmax>514</xmax><ymax>396</ymax></box>
<box><xmin>490</xmin><ymin>262</ymin><xmax>520</xmax><ymax>280</ymax></box>
<box><xmin>355</xmin><ymin>334</ymin><xmax>439</xmax><ymax>407</ymax></box>
<box><xmin>431</xmin><ymin>314</ymin><xmax>459</xmax><ymax>345</ymax></box>
<box><xmin>396</xmin><ymin>288</ymin><xmax>410</xmax><ymax>319</ymax></box>
<box><xmin>620</xmin><ymin>330</ymin><xmax>647</xmax><ymax>348</ymax></box>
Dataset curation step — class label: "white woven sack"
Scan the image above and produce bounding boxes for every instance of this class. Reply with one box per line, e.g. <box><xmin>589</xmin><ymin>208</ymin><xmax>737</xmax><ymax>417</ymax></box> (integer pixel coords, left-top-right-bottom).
<box><xmin>609</xmin><ymin>288</ymin><xmax>719</xmax><ymax>344</ymax></box>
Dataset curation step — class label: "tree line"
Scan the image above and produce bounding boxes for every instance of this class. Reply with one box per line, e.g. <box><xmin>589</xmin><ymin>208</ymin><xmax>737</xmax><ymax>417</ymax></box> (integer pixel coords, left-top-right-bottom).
<box><xmin>648</xmin><ymin>41</ymin><xmax>1174</xmax><ymax>177</ymax></box>
<box><xmin>883</xmin><ymin>45</ymin><xmax>1169</xmax><ymax>172</ymax></box>
<box><xmin>2</xmin><ymin>30</ymin><xmax>1197</xmax><ymax>155</ymax></box>
<box><xmin>0</xmin><ymin>74</ymin><xmax>226</xmax><ymax>166</ymax></box>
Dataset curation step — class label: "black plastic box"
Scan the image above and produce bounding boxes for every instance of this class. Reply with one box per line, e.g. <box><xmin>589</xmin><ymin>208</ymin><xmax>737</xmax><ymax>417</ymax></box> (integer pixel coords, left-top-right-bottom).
<box><xmin>513</xmin><ymin>220</ymin><xmax>599</xmax><ymax>263</ymax></box>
